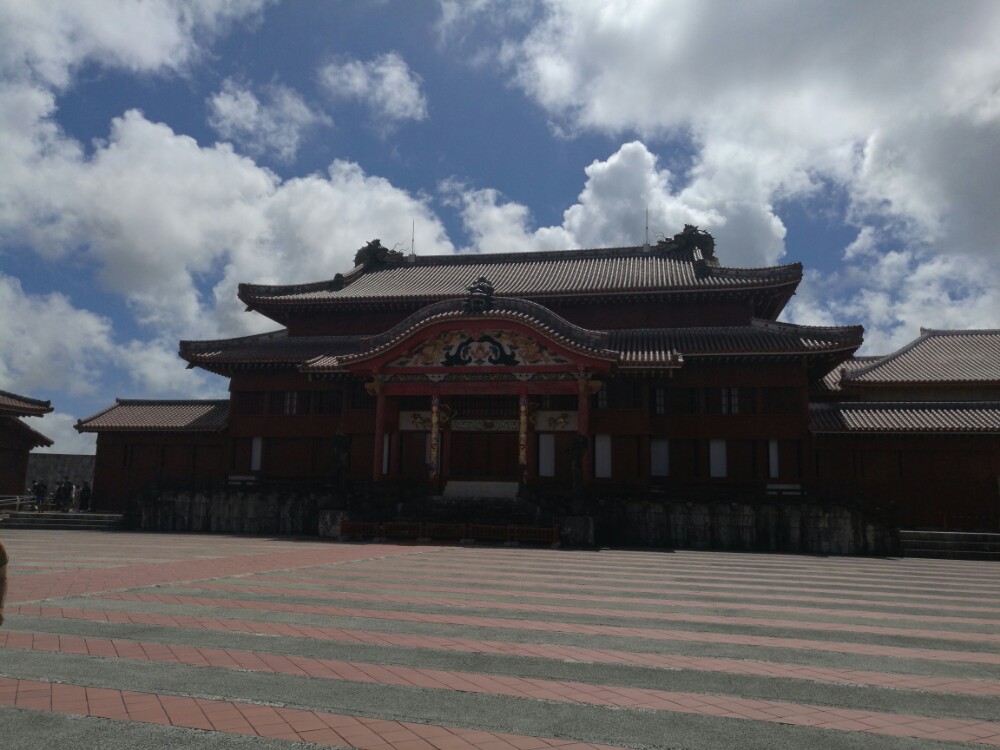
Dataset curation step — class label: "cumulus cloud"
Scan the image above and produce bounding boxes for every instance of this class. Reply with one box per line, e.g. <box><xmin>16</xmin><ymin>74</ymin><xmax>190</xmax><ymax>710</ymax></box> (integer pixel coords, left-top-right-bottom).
<box><xmin>25</xmin><ymin>413</ymin><xmax>96</xmax><ymax>455</ymax></box>
<box><xmin>318</xmin><ymin>52</ymin><xmax>428</xmax><ymax>130</ymax></box>
<box><xmin>0</xmin><ymin>274</ymin><xmax>117</xmax><ymax>396</ymax></box>
<box><xmin>785</xmin><ymin>229</ymin><xmax>1000</xmax><ymax>354</ymax></box>
<box><xmin>208</xmin><ymin>79</ymin><xmax>331</xmax><ymax>163</ymax></box>
<box><xmin>450</xmin><ymin>0</ymin><xmax>1000</xmax><ymax>330</ymax></box>
<box><xmin>1</xmin><ymin>104</ymin><xmax>454</xmax><ymax>343</ymax></box>
<box><xmin>0</xmin><ymin>0</ymin><xmax>450</xmax><ymax>430</ymax></box>
<box><xmin>0</xmin><ymin>0</ymin><xmax>269</xmax><ymax>88</ymax></box>
<box><xmin>445</xmin><ymin>141</ymin><xmax>740</xmax><ymax>256</ymax></box>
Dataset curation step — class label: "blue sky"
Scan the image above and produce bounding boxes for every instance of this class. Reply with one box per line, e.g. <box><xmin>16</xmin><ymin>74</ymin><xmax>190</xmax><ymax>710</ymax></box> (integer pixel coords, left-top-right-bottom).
<box><xmin>1</xmin><ymin>0</ymin><xmax>998</xmax><ymax>453</ymax></box>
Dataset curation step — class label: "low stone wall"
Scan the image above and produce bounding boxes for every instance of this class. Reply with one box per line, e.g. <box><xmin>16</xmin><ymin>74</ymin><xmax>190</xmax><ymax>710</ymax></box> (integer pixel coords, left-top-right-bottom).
<box><xmin>130</xmin><ymin>491</ymin><xmax>330</xmax><ymax>535</ymax></box>
<box><xmin>591</xmin><ymin>499</ymin><xmax>897</xmax><ymax>555</ymax></box>
<box><xmin>130</xmin><ymin>490</ymin><xmax>897</xmax><ymax>555</ymax></box>
<box><xmin>25</xmin><ymin>453</ymin><xmax>95</xmax><ymax>491</ymax></box>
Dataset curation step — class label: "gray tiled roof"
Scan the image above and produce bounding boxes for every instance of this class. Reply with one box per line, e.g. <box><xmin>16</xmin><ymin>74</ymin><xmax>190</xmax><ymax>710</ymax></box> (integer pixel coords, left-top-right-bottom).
<box><xmin>1</xmin><ymin>415</ymin><xmax>53</xmax><ymax>447</ymax></box>
<box><xmin>810</xmin><ymin>402</ymin><xmax>1000</xmax><ymax>433</ymax></box>
<box><xmin>815</xmin><ymin>356</ymin><xmax>880</xmax><ymax>393</ymax></box>
<box><xmin>611</xmin><ymin>320</ymin><xmax>862</xmax><ymax>366</ymax></box>
<box><xmin>0</xmin><ymin>389</ymin><xmax>53</xmax><ymax>417</ymax></box>
<box><xmin>181</xmin><ymin>330</ymin><xmax>362</xmax><ymax>370</ymax></box>
<box><xmin>76</xmin><ymin>400</ymin><xmax>229</xmax><ymax>432</ymax></box>
<box><xmin>238</xmin><ymin>246</ymin><xmax>802</xmax><ymax>307</ymax></box>
<box><xmin>843</xmin><ymin>329</ymin><xmax>1000</xmax><ymax>386</ymax></box>
<box><xmin>183</xmin><ymin>307</ymin><xmax>859</xmax><ymax>374</ymax></box>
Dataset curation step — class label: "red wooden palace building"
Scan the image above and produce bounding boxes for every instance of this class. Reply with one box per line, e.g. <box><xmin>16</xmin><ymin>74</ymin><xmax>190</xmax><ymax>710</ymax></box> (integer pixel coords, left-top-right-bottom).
<box><xmin>1</xmin><ymin>390</ymin><xmax>53</xmax><ymax>496</ymax></box>
<box><xmin>77</xmin><ymin>229</ymin><xmax>1000</xmax><ymax>531</ymax></box>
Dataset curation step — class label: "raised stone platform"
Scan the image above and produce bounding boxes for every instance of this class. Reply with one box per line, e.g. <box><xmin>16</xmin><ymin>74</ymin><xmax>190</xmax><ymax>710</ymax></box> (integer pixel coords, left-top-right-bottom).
<box><xmin>442</xmin><ymin>481</ymin><xmax>519</xmax><ymax>499</ymax></box>
<box><xmin>0</xmin><ymin>511</ymin><xmax>123</xmax><ymax>531</ymax></box>
<box><xmin>900</xmin><ymin>529</ymin><xmax>1000</xmax><ymax>560</ymax></box>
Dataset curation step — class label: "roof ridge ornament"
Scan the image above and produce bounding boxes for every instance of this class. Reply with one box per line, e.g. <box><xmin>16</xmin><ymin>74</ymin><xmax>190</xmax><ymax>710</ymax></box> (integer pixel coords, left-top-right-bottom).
<box><xmin>464</xmin><ymin>276</ymin><xmax>495</xmax><ymax>313</ymax></box>
<box><xmin>657</xmin><ymin>224</ymin><xmax>716</xmax><ymax>260</ymax></box>
<box><xmin>354</xmin><ymin>238</ymin><xmax>406</xmax><ymax>268</ymax></box>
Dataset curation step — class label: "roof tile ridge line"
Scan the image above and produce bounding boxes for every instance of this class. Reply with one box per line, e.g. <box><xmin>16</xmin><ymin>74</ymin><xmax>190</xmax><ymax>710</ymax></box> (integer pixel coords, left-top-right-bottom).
<box><xmin>0</xmin><ymin>389</ymin><xmax>53</xmax><ymax>410</ymax></box>
<box><xmin>750</xmin><ymin>318</ymin><xmax>864</xmax><ymax>337</ymax></box>
<box><xmin>815</xmin><ymin>400</ymin><xmax>1000</xmax><ymax>408</ymax></box>
<box><xmin>918</xmin><ymin>327</ymin><xmax>1000</xmax><ymax>336</ymax></box>
<box><xmin>180</xmin><ymin>328</ymin><xmax>289</xmax><ymax>350</ymax></box>
<box><xmin>75</xmin><ymin>400</ymin><xmax>125</xmax><ymax>428</ymax></box>
<box><xmin>238</xmin><ymin>263</ymin><xmax>368</xmax><ymax>297</ymax></box>
<box><xmin>402</xmin><ymin>245</ymin><xmax>648</xmax><ymax>265</ymax></box>
<box><xmin>841</xmin><ymin>329</ymin><xmax>933</xmax><ymax>382</ymax></box>
<box><xmin>113</xmin><ymin>398</ymin><xmax>230</xmax><ymax>405</ymax></box>
<box><xmin>709</xmin><ymin>261</ymin><xmax>803</xmax><ymax>275</ymax></box>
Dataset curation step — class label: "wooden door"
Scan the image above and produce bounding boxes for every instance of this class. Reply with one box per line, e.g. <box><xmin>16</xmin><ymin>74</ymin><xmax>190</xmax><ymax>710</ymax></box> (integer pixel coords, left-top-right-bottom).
<box><xmin>449</xmin><ymin>432</ymin><xmax>519</xmax><ymax>480</ymax></box>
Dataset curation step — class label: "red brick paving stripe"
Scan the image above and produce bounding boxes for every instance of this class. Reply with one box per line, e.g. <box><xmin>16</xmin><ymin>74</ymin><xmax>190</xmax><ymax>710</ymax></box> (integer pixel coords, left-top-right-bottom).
<box><xmin>5</xmin><ymin>544</ymin><xmax>436</xmax><ymax>605</ymax></box>
<box><xmin>0</xmin><ymin>676</ymin><xmax>623</xmax><ymax>750</ymax></box>
<box><xmin>251</xmin><ymin>574</ymin><xmax>1000</xmax><ymax>626</ymax></box>
<box><xmin>354</xmin><ymin>557</ymin><xmax>1000</xmax><ymax>595</ymax></box>
<box><xmin>435</xmin><ymin>551</ymin><xmax>1000</xmax><ymax>583</ymax></box>
<box><xmin>14</xmin><ymin>606</ymin><xmax>1000</xmax><ymax>695</ymax></box>
<box><xmin>291</xmin><ymin>569</ymin><xmax>1000</xmax><ymax>614</ymax></box>
<box><xmin>347</xmin><ymin>564</ymin><xmax>1000</xmax><ymax>609</ymax></box>
<box><xmin>84</xmin><ymin>594</ymin><xmax>1000</xmax><ymax>666</ymax></box>
<box><xmin>175</xmin><ymin>582</ymin><xmax>1000</xmax><ymax>646</ymax></box>
<box><xmin>4</xmin><ymin>667</ymin><xmax>1000</xmax><ymax>747</ymax></box>
<box><xmin>360</xmin><ymin>550</ymin><xmax>1000</xmax><ymax>582</ymax></box>
<box><xmin>5</xmin><ymin>624</ymin><xmax>1000</xmax><ymax>701</ymax></box>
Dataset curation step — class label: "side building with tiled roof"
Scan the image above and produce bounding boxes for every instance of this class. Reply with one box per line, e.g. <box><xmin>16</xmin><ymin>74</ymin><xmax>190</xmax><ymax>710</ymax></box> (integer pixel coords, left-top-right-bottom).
<box><xmin>76</xmin><ymin>400</ymin><xmax>229</xmax><ymax>510</ymax></box>
<box><xmin>0</xmin><ymin>389</ymin><xmax>54</xmax><ymax>495</ymax></box>
<box><xmin>810</xmin><ymin>330</ymin><xmax>1000</xmax><ymax>530</ymax></box>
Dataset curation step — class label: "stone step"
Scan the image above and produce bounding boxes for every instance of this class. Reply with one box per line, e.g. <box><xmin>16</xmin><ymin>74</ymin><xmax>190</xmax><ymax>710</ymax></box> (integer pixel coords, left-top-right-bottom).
<box><xmin>442</xmin><ymin>481</ymin><xmax>520</xmax><ymax>499</ymax></box>
<box><xmin>899</xmin><ymin>530</ymin><xmax>1000</xmax><ymax>560</ymax></box>
<box><xmin>901</xmin><ymin>548</ymin><xmax>1000</xmax><ymax>561</ymax></box>
<box><xmin>0</xmin><ymin>511</ymin><xmax>123</xmax><ymax>531</ymax></box>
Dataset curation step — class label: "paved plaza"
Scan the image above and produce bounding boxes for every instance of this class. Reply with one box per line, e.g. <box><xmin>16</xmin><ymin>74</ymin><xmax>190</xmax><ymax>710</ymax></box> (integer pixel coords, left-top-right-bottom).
<box><xmin>0</xmin><ymin>532</ymin><xmax>998</xmax><ymax>749</ymax></box>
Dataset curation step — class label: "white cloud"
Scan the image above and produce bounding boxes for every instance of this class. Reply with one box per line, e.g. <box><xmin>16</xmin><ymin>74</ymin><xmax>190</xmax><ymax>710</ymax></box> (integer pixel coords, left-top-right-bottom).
<box><xmin>0</xmin><ymin>274</ymin><xmax>117</xmax><ymax>396</ymax></box>
<box><xmin>0</xmin><ymin>0</ymin><xmax>269</xmax><ymax>89</ymax></box>
<box><xmin>785</xmin><ymin>236</ymin><xmax>1000</xmax><ymax>354</ymax></box>
<box><xmin>445</xmin><ymin>141</ymin><xmax>742</xmax><ymax>257</ymax></box>
<box><xmin>453</xmin><ymin>0</ymin><xmax>1000</xmax><ymax>328</ymax></box>
<box><xmin>318</xmin><ymin>52</ymin><xmax>428</xmax><ymax>130</ymax></box>
<box><xmin>25</xmin><ymin>412</ymin><xmax>96</xmax><ymax>455</ymax></box>
<box><xmin>0</xmin><ymin>99</ymin><xmax>454</xmax><ymax>344</ymax></box>
<box><xmin>208</xmin><ymin>79</ymin><xmax>331</xmax><ymax>163</ymax></box>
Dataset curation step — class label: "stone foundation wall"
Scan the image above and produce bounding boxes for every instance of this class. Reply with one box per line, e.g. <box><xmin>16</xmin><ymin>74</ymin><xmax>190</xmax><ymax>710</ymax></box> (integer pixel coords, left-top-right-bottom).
<box><xmin>591</xmin><ymin>499</ymin><xmax>897</xmax><ymax>555</ymax></box>
<box><xmin>130</xmin><ymin>491</ymin><xmax>330</xmax><ymax>535</ymax></box>
<box><xmin>130</xmin><ymin>490</ymin><xmax>897</xmax><ymax>556</ymax></box>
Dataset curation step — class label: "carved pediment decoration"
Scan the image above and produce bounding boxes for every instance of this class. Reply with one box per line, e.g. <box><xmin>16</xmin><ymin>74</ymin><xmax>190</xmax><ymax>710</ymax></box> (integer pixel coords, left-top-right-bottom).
<box><xmin>391</xmin><ymin>329</ymin><xmax>571</xmax><ymax>368</ymax></box>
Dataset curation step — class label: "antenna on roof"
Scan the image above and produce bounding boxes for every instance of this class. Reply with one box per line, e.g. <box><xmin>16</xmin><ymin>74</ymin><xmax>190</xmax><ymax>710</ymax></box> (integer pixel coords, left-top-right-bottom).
<box><xmin>642</xmin><ymin>206</ymin><xmax>651</xmax><ymax>252</ymax></box>
<box><xmin>409</xmin><ymin>219</ymin><xmax>416</xmax><ymax>262</ymax></box>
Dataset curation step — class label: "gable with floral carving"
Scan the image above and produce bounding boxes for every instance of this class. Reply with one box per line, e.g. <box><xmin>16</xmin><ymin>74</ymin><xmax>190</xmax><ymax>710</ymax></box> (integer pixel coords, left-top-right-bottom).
<box><xmin>391</xmin><ymin>329</ymin><xmax>571</xmax><ymax>368</ymax></box>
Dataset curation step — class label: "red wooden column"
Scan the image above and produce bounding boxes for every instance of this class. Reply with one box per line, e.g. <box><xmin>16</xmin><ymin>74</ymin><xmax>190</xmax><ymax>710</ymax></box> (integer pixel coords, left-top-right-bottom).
<box><xmin>371</xmin><ymin>377</ymin><xmax>385</xmax><ymax>482</ymax></box>
<box><xmin>518</xmin><ymin>387</ymin><xmax>529</xmax><ymax>483</ymax></box>
<box><xmin>428</xmin><ymin>393</ymin><xmax>440</xmax><ymax>483</ymax></box>
<box><xmin>577</xmin><ymin>373</ymin><xmax>593</xmax><ymax>483</ymax></box>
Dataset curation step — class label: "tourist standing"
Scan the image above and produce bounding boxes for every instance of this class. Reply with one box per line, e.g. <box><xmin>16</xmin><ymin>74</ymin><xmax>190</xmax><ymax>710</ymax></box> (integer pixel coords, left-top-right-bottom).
<box><xmin>79</xmin><ymin>482</ymin><xmax>92</xmax><ymax>512</ymax></box>
<box><xmin>0</xmin><ymin>539</ymin><xmax>8</xmax><ymax>626</ymax></box>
